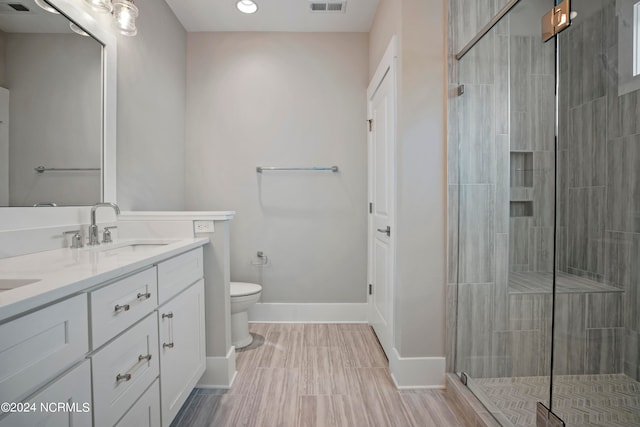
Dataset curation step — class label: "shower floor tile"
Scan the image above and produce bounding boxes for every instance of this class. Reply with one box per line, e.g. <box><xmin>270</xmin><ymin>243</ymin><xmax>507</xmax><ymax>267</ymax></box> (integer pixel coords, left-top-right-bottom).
<box><xmin>471</xmin><ymin>374</ymin><xmax>640</xmax><ymax>427</ymax></box>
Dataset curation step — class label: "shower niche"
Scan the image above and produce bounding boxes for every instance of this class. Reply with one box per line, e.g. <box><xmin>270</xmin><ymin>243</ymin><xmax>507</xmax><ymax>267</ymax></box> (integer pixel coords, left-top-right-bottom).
<box><xmin>510</xmin><ymin>151</ymin><xmax>534</xmax><ymax>218</ymax></box>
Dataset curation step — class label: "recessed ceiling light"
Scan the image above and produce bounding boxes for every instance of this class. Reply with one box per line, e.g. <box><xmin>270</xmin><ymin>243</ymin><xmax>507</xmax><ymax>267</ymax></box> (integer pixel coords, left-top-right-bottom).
<box><xmin>236</xmin><ymin>0</ymin><xmax>258</xmax><ymax>14</ymax></box>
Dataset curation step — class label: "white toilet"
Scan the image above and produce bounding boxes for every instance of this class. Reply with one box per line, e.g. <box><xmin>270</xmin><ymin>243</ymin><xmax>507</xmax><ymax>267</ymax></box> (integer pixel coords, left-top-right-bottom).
<box><xmin>230</xmin><ymin>282</ymin><xmax>262</xmax><ymax>349</ymax></box>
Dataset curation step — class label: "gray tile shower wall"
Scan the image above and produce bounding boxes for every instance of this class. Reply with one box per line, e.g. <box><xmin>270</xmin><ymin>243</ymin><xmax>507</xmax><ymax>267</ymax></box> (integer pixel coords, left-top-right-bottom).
<box><xmin>446</xmin><ymin>0</ymin><xmax>511</xmax><ymax>376</ymax></box>
<box><xmin>509</xmin><ymin>34</ymin><xmax>555</xmax><ymax>274</ymax></box>
<box><xmin>448</xmin><ymin>0</ymin><xmax>640</xmax><ymax>381</ymax></box>
<box><xmin>559</xmin><ymin>3</ymin><xmax>640</xmax><ymax>380</ymax></box>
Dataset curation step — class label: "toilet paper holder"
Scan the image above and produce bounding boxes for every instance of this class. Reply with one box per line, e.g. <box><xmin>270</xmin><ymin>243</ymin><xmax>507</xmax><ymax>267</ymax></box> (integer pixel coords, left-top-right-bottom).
<box><xmin>251</xmin><ymin>251</ymin><xmax>268</xmax><ymax>266</ymax></box>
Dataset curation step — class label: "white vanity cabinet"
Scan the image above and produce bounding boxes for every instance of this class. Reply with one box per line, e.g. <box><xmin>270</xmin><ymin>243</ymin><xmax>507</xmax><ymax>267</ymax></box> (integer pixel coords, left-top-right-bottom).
<box><xmin>158</xmin><ymin>279</ymin><xmax>205</xmax><ymax>425</ymax></box>
<box><xmin>0</xmin><ymin>243</ymin><xmax>208</xmax><ymax>427</ymax></box>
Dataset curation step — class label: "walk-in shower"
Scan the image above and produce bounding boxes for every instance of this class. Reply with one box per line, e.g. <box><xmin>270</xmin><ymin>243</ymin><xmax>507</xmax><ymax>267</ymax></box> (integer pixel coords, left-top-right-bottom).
<box><xmin>449</xmin><ymin>0</ymin><xmax>640</xmax><ymax>425</ymax></box>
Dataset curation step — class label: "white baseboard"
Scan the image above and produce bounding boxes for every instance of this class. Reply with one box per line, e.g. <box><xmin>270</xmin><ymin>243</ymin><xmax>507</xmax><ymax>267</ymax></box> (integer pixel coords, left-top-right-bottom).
<box><xmin>389</xmin><ymin>348</ymin><xmax>446</xmax><ymax>389</ymax></box>
<box><xmin>248</xmin><ymin>303</ymin><xmax>368</xmax><ymax>323</ymax></box>
<box><xmin>197</xmin><ymin>346</ymin><xmax>237</xmax><ymax>389</ymax></box>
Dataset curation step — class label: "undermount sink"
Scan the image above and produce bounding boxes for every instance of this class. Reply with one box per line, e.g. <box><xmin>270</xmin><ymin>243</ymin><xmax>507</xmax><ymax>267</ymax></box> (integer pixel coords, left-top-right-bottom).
<box><xmin>81</xmin><ymin>240</ymin><xmax>175</xmax><ymax>254</ymax></box>
<box><xmin>102</xmin><ymin>243</ymin><xmax>170</xmax><ymax>254</ymax></box>
<box><xmin>0</xmin><ymin>278</ymin><xmax>41</xmax><ymax>292</ymax></box>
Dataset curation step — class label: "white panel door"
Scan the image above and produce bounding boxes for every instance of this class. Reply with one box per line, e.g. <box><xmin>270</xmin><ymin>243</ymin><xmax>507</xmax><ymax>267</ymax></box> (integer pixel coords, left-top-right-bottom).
<box><xmin>367</xmin><ymin>38</ymin><xmax>397</xmax><ymax>360</ymax></box>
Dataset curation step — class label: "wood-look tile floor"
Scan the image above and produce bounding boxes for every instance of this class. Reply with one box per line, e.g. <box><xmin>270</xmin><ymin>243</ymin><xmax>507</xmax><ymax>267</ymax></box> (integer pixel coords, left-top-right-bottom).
<box><xmin>172</xmin><ymin>323</ymin><xmax>467</xmax><ymax>427</ymax></box>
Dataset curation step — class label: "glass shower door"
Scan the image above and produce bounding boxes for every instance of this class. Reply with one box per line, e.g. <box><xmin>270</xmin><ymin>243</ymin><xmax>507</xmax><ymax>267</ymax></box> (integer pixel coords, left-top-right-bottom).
<box><xmin>551</xmin><ymin>0</ymin><xmax>640</xmax><ymax>425</ymax></box>
<box><xmin>454</xmin><ymin>0</ymin><xmax>558</xmax><ymax>424</ymax></box>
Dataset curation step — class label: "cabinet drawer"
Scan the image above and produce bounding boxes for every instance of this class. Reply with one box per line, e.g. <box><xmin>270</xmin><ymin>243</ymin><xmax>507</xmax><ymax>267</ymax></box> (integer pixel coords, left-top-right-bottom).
<box><xmin>0</xmin><ymin>294</ymin><xmax>88</xmax><ymax>404</ymax></box>
<box><xmin>92</xmin><ymin>313</ymin><xmax>159</xmax><ymax>427</ymax></box>
<box><xmin>90</xmin><ymin>267</ymin><xmax>158</xmax><ymax>349</ymax></box>
<box><xmin>157</xmin><ymin>247</ymin><xmax>203</xmax><ymax>304</ymax></box>
<box><xmin>0</xmin><ymin>360</ymin><xmax>92</xmax><ymax>427</ymax></box>
<box><xmin>115</xmin><ymin>379</ymin><xmax>160</xmax><ymax>427</ymax></box>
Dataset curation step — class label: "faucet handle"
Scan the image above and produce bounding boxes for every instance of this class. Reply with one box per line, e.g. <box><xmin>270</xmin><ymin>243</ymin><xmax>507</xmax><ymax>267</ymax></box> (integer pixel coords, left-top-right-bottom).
<box><xmin>103</xmin><ymin>226</ymin><xmax>118</xmax><ymax>244</ymax></box>
<box><xmin>63</xmin><ymin>230</ymin><xmax>83</xmax><ymax>249</ymax></box>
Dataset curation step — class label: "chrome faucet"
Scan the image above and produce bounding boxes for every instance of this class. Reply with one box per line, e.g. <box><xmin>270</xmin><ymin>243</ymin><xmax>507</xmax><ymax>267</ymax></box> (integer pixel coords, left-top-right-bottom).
<box><xmin>88</xmin><ymin>202</ymin><xmax>120</xmax><ymax>246</ymax></box>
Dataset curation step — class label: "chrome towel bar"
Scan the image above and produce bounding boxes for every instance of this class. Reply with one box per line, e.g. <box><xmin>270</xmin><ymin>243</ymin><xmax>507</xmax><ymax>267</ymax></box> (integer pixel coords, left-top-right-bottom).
<box><xmin>256</xmin><ymin>166</ymin><xmax>339</xmax><ymax>173</ymax></box>
<box><xmin>35</xmin><ymin>166</ymin><xmax>100</xmax><ymax>173</ymax></box>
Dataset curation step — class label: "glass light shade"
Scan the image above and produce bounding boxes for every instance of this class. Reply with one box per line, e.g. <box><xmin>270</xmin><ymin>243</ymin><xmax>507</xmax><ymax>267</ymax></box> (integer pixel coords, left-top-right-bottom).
<box><xmin>34</xmin><ymin>0</ymin><xmax>59</xmax><ymax>14</ymax></box>
<box><xmin>236</xmin><ymin>0</ymin><xmax>258</xmax><ymax>14</ymax></box>
<box><xmin>112</xmin><ymin>0</ymin><xmax>139</xmax><ymax>36</ymax></box>
<box><xmin>83</xmin><ymin>0</ymin><xmax>113</xmax><ymax>13</ymax></box>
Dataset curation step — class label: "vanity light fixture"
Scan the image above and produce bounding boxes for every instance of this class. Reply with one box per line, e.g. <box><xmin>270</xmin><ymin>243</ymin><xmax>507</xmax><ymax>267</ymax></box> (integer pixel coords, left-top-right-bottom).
<box><xmin>83</xmin><ymin>0</ymin><xmax>113</xmax><ymax>13</ymax></box>
<box><xmin>34</xmin><ymin>0</ymin><xmax>59</xmax><ymax>14</ymax></box>
<box><xmin>236</xmin><ymin>0</ymin><xmax>258</xmax><ymax>14</ymax></box>
<box><xmin>112</xmin><ymin>0</ymin><xmax>139</xmax><ymax>36</ymax></box>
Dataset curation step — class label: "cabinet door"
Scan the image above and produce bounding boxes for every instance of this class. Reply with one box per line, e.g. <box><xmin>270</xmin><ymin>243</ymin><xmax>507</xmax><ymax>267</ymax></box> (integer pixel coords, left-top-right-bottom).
<box><xmin>0</xmin><ymin>360</ymin><xmax>92</xmax><ymax>427</ymax></box>
<box><xmin>115</xmin><ymin>379</ymin><xmax>160</xmax><ymax>427</ymax></box>
<box><xmin>158</xmin><ymin>279</ymin><xmax>205</xmax><ymax>426</ymax></box>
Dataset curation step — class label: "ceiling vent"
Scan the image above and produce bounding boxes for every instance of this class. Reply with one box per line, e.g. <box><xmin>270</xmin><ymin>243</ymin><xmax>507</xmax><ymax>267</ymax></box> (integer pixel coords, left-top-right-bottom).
<box><xmin>309</xmin><ymin>1</ymin><xmax>347</xmax><ymax>13</ymax></box>
<box><xmin>0</xmin><ymin>1</ymin><xmax>31</xmax><ymax>13</ymax></box>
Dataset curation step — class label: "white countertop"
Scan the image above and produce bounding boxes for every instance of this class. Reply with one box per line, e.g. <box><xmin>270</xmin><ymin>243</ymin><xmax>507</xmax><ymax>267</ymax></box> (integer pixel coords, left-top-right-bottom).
<box><xmin>0</xmin><ymin>237</ymin><xmax>209</xmax><ymax>323</ymax></box>
<box><xmin>119</xmin><ymin>211</ymin><xmax>236</xmax><ymax>221</ymax></box>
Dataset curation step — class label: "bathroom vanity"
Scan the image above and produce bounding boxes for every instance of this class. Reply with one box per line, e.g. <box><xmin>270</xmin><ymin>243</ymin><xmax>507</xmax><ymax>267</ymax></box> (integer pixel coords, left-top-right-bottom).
<box><xmin>0</xmin><ymin>239</ymin><xmax>208</xmax><ymax>426</ymax></box>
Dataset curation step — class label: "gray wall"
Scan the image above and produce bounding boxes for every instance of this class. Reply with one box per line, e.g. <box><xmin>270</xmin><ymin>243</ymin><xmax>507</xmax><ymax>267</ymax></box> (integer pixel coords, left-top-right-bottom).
<box><xmin>115</xmin><ymin>0</ymin><xmax>187</xmax><ymax>210</ymax></box>
<box><xmin>0</xmin><ymin>88</ymin><xmax>7</xmax><ymax>206</ymax></box>
<box><xmin>0</xmin><ymin>30</ymin><xmax>5</xmax><ymax>87</ymax></box>
<box><xmin>5</xmin><ymin>33</ymin><xmax>102</xmax><ymax>207</ymax></box>
<box><xmin>184</xmin><ymin>32</ymin><xmax>369</xmax><ymax>304</ymax></box>
<box><xmin>369</xmin><ymin>0</ymin><xmax>446</xmax><ymax>358</ymax></box>
<box><xmin>0</xmin><ymin>31</ymin><xmax>6</xmax><ymax>206</ymax></box>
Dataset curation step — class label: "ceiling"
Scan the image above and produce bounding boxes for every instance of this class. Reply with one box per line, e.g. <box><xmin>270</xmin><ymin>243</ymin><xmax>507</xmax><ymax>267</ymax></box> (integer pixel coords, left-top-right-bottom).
<box><xmin>165</xmin><ymin>0</ymin><xmax>380</xmax><ymax>33</ymax></box>
<box><xmin>0</xmin><ymin>0</ymin><xmax>72</xmax><ymax>33</ymax></box>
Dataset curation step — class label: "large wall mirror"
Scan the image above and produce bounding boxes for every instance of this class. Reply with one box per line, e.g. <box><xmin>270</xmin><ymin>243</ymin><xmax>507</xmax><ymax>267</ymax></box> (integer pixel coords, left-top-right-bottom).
<box><xmin>0</xmin><ymin>0</ymin><xmax>115</xmax><ymax>208</ymax></box>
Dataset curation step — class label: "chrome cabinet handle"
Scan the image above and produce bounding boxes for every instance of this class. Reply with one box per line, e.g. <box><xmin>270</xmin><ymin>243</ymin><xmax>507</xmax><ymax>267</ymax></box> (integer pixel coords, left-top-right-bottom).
<box><xmin>137</xmin><ymin>292</ymin><xmax>151</xmax><ymax>300</ymax></box>
<box><xmin>114</xmin><ymin>303</ymin><xmax>130</xmax><ymax>313</ymax></box>
<box><xmin>162</xmin><ymin>312</ymin><xmax>175</xmax><ymax>349</ymax></box>
<box><xmin>138</xmin><ymin>353</ymin><xmax>152</xmax><ymax>362</ymax></box>
<box><xmin>376</xmin><ymin>226</ymin><xmax>391</xmax><ymax>236</ymax></box>
<box><xmin>116</xmin><ymin>353</ymin><xmax>153</xmax><ymax>383</ymax></box>
<box><xmin>116</xmin><ymin>373</ymin><xmax>132</xmax><ymax>382</ymax></box>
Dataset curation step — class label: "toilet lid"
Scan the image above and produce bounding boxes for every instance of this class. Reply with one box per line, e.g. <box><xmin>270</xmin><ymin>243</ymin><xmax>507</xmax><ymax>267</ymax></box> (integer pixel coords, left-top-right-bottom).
<box><xmin>230</xmin><ymin>282</ymin><xmax>262</xmax><ymax>297</ymax></box>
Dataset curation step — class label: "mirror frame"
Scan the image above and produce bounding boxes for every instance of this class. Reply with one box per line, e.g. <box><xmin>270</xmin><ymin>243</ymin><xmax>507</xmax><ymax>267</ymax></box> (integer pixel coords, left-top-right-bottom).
<box><xmin>0</xmin><ymin>0</ymin><xmax>116</xmax><ymax>230</ymax></box>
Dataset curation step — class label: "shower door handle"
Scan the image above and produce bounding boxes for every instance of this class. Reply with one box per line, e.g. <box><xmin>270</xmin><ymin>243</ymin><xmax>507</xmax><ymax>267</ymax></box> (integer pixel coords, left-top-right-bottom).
<box><xmin>377</xmin><ymin>226</ymin><xmax>391</xmax><ymax>237</ymax></box>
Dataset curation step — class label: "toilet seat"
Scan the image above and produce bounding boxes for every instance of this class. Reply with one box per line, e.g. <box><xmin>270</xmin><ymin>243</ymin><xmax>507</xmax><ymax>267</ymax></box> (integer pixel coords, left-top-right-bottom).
<box><xmin>230</xmin><ymin>282</ymin><xmax>262</xmax><ymax>297</ymax></box>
